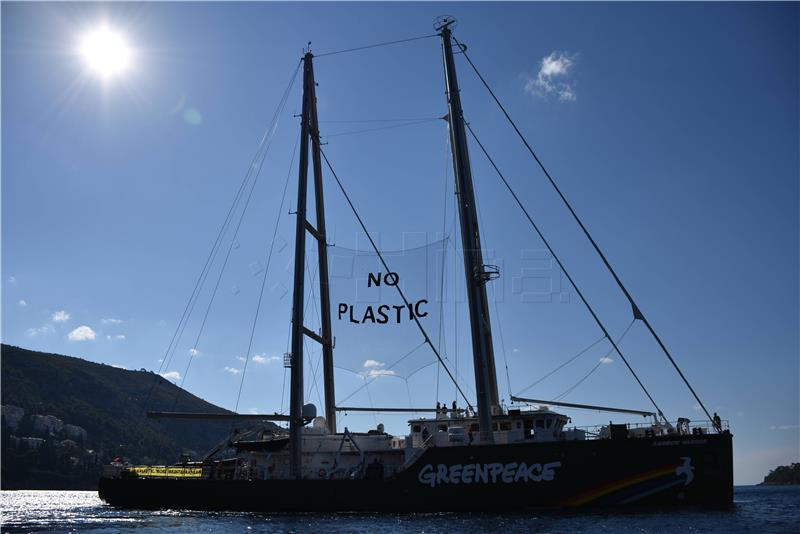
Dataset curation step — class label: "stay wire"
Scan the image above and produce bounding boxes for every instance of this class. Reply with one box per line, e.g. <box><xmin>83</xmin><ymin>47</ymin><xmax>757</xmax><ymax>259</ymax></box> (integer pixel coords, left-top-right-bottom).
<box><xmin>470</xmin><ymin>162</ymin><xmax>513</xmax><ymax>405</ymax></box>
<box><xmin>554</xmin><ymin>319</ymin><xmax>636</xmax><ymax>401</ymax></box>
<box><xmin>336</xmin><ymin>341</ymin><xmax>426</xmax><ymax>405</ymax></box>
<box><xmin>314</xmin><ymin>34</ymin><xmax>437</xmax><ymax>58</ymax></box>
<box><xmin>233</xmin><ymin>124</ymin><xmax>301</xmax><ymax>413</ymax></box>
<box><xmin>145</xmin><ymin>59</ymin><xmax>302</xmax><ymax>412</ymax></box>
<box><xmin>516</xmin><ymin>334</ymin><xmax>608</xmax><ymax>396</ymax></box>
<box><xmin>320</xmin><ymin>147</ymin><xmax>474</xmax><ymax>412</ymax></box>
<box><xmin>320</xmin><ymin>117</ymin><xmax>442</xmax><ymax>124</ymax></box>
<box><xmin>323</xmin><ymin>117</ymin><xmax>443</xmax><ymax>138</ymax></box>
<box><xmin>435</xmin><ymin>126</ymin><xmax>452</xmax><ymax>403</ymax></box>
<box><xmin>455</xmin><ymin>37</ymin><xmax>712</xmax><ymax>427</ymax></box>
<box><xmin>464</xmin><ymin>119</ymin><xmax>666</xmax><ymax>421</ymax></box>
<box><xmin>174</xmin><ymin>64</ymin><xmax>297</xmax><ymax>401</ymax></box>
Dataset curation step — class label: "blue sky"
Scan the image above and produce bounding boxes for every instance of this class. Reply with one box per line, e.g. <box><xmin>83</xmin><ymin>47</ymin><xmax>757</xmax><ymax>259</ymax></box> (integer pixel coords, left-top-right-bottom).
<box><xmin>2</xmin><ymin>2</ymin><xmax>797</xmax><ymax>485</ymax></box>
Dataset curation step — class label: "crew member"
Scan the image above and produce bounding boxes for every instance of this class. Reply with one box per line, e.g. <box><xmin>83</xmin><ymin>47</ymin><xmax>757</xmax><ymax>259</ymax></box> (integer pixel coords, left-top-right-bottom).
<box><xmin>713</xmin><ymin>412</ymin><xmax>722</xmax><ymax>432</ymax></box>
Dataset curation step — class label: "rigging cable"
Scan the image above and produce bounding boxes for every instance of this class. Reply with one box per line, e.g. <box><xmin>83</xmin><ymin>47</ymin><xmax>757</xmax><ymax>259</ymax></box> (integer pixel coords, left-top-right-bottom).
<box><xmin>173</xmin><ymin>63</ymin><xmax>299</xmax><ymax>405</ymax></box>
<box><xmin>464</xmin><ymin>119</ymin><xmax>667</xmax><ymax>422</ymax></box>
<box><xmin>323</xmin><ymin>117</ymin><xmax>443</xmax><ymax>139</ymax></box>
<box><xmin>320</xmin><ymin>117</ymin><xmax>443</xmax><ymax>124</ymax></box>
<box><xmin>516</xmin><ymin>334</ymin><xmax>608</xmax><ymax>396</ymax></box>
<box><xmin>471</xmin><ymin>164</ymin><xmax>514</xmax><ymax>405</ymax></box>
<box><xmin>435</xmin><ymin>126</ymin><xmax>452</xmax><ymax>404</ymax></box>
<box><xmin>554</xmin><ymin>319</ymin><xmax>636</xmax><ymax>401</ymax></box>
<box><xmin>320</xmin><ymin>147</ymin><xmax>475</xmax><ymax>412</ymax></box>
<box><xmin>314</xmin><ymin>34</ymin><xmax>437</xmax><ymax>58</ymax></box>
<box><xmin>454</xmin><ymin>36</ymin><xmax>714</xmax><ymax>428</ymax></box>
<box><xmin>336</xmin><ymin>341</ymin><xmax>426</xmax><ymax>405</ymax></box>
<box><xmin>303</xmin><ymin>258</ymin><xmax>324</xmax><ymax>407</ymax></box>
<box><xmin>145</xmin><ymin>59</ymin><xmax>302</xmax><ymax>412</ymax></box>
<box><xmin>452</xmin><ymin>186</ymin><xmax>460</xmax><ymax>405</ymax></box>
<box><xmin>233</xmin><ymin>125</ymin><xmax>301</xmax><ymax>413</ymax></box>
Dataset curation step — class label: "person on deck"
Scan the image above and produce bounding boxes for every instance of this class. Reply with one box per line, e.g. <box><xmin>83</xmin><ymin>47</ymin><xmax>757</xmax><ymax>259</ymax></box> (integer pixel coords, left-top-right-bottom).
<box><xmin>713</xmin><ymin>412</ymin><xmax>722</xmax><ymax>432</ymax></box>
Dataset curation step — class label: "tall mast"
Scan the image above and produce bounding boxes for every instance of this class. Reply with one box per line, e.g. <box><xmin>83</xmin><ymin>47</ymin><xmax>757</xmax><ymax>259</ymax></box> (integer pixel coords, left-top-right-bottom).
<box><xmin>438</xmin><ymin>19</ymin><xmax>500</xmax><ymax>443</ymax></box>
<box><xmin>289</xmin><ymin>51</ymin><xmax>336</xmax><ymax>478</ymax></box>
<box><xmin>308</xmin><ymin>60</ymin><xmax>337</xmax><ymax>435</ymax></box>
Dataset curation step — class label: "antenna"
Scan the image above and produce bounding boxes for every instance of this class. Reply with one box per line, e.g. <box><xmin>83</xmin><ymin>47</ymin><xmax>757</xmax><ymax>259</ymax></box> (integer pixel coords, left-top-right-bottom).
<box><xmin>433</xmin><ymin>15</ymin><xmax>457</xmax><ymax>32</ymax></box>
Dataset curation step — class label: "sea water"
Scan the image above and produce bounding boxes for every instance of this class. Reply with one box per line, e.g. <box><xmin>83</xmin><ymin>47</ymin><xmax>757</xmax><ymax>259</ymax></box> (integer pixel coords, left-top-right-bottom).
<box><xmin>1</xmin><ymin>486</ymin><xmax>798</xmax><ymax>533</ymax></box>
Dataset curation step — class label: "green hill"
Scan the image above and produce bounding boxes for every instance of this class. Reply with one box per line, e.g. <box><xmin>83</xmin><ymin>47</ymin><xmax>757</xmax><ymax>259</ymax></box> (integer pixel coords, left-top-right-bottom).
<box><xmin>1</xmin><ymin>344</ymin><xmax>255</xmax><ymax>489</ymax></box>
<box><xmin>761</xmin><ymin>463</ymin><xmax>800</xmax><ymax>485</ymax></box>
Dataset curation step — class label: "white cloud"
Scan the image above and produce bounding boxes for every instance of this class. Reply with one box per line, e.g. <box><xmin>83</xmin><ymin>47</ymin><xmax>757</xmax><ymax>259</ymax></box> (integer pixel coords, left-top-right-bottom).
<box><xmin>224</xmin><ymin>366</ymin><xmax>241</xmax><ymax>374</ymax></box>
<box><xmin>160</xmin><ymin>370</ymin><xmax>181</xmax><ymax>381</ymax></box>
<box><xmin>524</xmin><ymin>51</ymin><xmax>578</xmax><ymax>102</ymax></box>
<box><xmin>768</xmin><ymin>424</ymin><xmax>800</xmax><ymax>431</ymax></box>
<box><xmin>111</xmin><ymin>364</ymin><xmax>128</xmax><ymax>370</ymax></box>
<box><xmin>18</xmin><ymin>300</ymin><xmax>27</xmax><ymax>307</ymax></box>
<box><xmin>364</xmin><ymin>369</ymin><xmax>397</xmax><ymax>378</ymax></box>
<box><xmin>26</xmin><ymin>324</ymin><xmax>54</xmax><ymax>337</ymax></box>
<box><xmin>189</xmin><ymin>348</ymin><xmax>200</xmax><ymax>357</ymax></box>
<box><xmin>599</xmin><ymin>356</ymin><xmax>613</xmax><ymax>364</ymax></box>
<box><xmin>101</xmin><ymin>318</ymin><xmax>123</xmax><ymax>325</ymax></box>
<box><xmin>106</xmin><ymin>334</ymin><xmax>126</xmax><ymax>341</ymax></box>
<box><xmin>237</xmin><ymin>356</ymin><xmax>247</xmax><ymax>362</ymax></box>
<box><xmin>52</xmin><ymin>310</ymin><xmax>71</xmax><ymax>323</ymax></box>
<box><xmin>248</xmin><ymin>407</ymin><xmax>259</xmax><ymax>415</ymax></box>
<box><xmin>68</xmin><ymin>325</ymin><xmax>96</xmax><ymax>341</ymax></box>
<box><xmin>252</xmin><ymin>354</ymin><xmax>280</xmax><ymax>364</ymax></box>
<box><xmin>512</xmin><ymin>348</ymin><xmax>520</xmax><ymax>353</ymax></box>
<box><xmin>363</xmin><ymin>359</ymin><xmax>385</xmax><ymax>369</ymax></box>
<box><xmin>8</xmin><ymin>276</ymin><xmax>16</xmax><ymax>285</ymax></box>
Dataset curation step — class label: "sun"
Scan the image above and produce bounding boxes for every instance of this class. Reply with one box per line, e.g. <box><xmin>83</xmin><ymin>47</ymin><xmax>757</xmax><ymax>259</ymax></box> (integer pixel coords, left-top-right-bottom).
<box><xmin>79</xmin><ymin>26</ymin><xmax>132</xmax><ymax>80</ymax></box>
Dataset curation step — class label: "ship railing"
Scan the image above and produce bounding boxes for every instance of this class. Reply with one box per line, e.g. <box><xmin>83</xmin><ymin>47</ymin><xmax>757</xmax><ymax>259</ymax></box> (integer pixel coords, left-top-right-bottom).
<box><xmin>568</xmin><ymin>419</ymin><xmax>729</xmax><ymax>440</ymax></box>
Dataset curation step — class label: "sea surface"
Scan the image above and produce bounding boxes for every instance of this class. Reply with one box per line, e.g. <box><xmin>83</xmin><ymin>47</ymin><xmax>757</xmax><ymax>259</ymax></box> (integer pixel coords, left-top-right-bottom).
<box><xmin>1</xmin><ymin>486</ymin><xmax>798</xmax><ymax>533</ymax></box>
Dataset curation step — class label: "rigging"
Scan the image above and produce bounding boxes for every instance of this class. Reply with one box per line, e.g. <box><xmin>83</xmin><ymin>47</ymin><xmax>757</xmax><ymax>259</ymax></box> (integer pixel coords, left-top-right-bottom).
<box><xmin>516</xmin><ymin>334</ymin><xmax>607</xmax><ymax>397</ymax></box>
<box><xmin>234</xmin><ymin>126</ymin><xmax>301</xmax><ymax>413</ymax></box>
<box><xmin>320</xmin><ymin>147</ymin><xmax>475</xmax><ymax>412</ymax></box>
<box><xmin>323</xmin><ymin>117</ymin><xmax>444</xmax><ymax>138</ymax></box>
<box><xmin>464</xmin><ymin>119</ymin><xmax>667</xmax><ymax>422</ymax></box>
<box><xmin>453</xmin><ymin>35</ymin><xmax>715</xmax><ymax>428</ymax></box>
<box><xmin>314</xmin><ymin>33</ymin><xmax>437</xmax><ymax>58</ymax></box>
<box><xmin>145</xmin><ymin>60</ymin><xmax>302</xmax><ymax>414</ymax></box>
<box><xmin>554</xmin><ymin>319</ymin><xmax>636</xmax><ymax>401</ymax></box>
<box><xmin>171</xmin><ymin>61</ymin><xmax>298</xmax><ymax>409</ymax></box>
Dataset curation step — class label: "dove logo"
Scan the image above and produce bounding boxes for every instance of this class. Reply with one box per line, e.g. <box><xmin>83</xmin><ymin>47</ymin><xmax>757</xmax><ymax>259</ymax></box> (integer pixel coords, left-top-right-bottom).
<box><xmin>675</xmin><ymin>457</ymin><xmax>695</xmax><ymax>486</ymax></box>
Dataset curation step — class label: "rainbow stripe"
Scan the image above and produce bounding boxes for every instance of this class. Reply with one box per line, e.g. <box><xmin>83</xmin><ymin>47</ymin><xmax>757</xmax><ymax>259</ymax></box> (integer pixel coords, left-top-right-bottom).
<box><xmin>565</xmin><ymin>463</ymin><xmax>682</xmax><ymax>506</ymax></box>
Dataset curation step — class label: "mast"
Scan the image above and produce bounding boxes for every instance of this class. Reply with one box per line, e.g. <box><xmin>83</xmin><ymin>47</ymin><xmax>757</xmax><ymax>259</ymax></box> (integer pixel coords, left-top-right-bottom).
<box><xmin>438</xmin><ymin>19</ymin><xmax>500</xmax><ymax>443</ymax></box>
<box><xmin>289</xmin><ymin>51</ymin><xmax>336</xmax><ymax>478</ymax></box>
<box><xmin>308</xmin><ymin>60</ymin><xmax>337</xmax><ymax>435</ymax></box>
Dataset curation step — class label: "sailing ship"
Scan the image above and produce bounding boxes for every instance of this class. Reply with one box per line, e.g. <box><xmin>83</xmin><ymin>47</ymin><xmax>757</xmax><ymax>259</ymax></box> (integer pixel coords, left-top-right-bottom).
<box><xmin>99</xmin><ymin>18</ymin><xmax>733</xmax><ymax>510</ymax></box>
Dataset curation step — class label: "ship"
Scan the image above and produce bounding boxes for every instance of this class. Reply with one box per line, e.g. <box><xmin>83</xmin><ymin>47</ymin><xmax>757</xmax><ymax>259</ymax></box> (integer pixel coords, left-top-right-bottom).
<box><xmin>99</xmin><ymin>17</ymin><xmax>733</xmax><ymax>511</ymax></box>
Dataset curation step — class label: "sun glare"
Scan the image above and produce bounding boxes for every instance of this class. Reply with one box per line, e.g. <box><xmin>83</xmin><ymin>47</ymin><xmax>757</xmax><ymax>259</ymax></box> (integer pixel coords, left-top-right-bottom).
<box><xmin>80</xmin><ymin>26</ymin><xmax>131</xmax><ymax>80</ymax></box>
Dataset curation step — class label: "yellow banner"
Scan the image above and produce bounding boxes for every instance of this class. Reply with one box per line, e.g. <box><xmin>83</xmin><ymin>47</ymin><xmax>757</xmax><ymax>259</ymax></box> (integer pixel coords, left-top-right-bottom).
<box><xmin>128</xmin><ymin>466</ymin><xmax>203</xmax><ymax>478</ymax></box>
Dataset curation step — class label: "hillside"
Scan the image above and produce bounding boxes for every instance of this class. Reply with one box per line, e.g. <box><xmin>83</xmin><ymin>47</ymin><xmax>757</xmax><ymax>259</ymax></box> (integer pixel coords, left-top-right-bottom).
<box><xmin>1</xmin><ymin>344</ymin><xmax>260</xmax><ymax>489</ymax></box>
<box><xmin>761</xmin><ymin>463</ymin><xmax>800</xmax><ymax>486</ymax></box>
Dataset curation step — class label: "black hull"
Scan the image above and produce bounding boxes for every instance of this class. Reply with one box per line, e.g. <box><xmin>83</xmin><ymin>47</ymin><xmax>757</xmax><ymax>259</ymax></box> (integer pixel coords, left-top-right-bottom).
<box><xmin>99</xmin><ymin>433</ymin><xmax>733</xmax><ymax>511</ymax></box>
